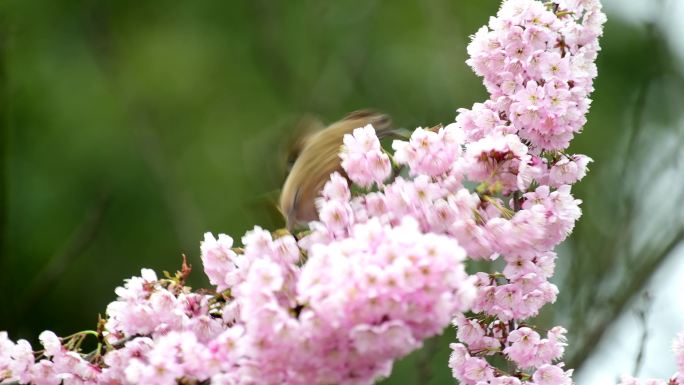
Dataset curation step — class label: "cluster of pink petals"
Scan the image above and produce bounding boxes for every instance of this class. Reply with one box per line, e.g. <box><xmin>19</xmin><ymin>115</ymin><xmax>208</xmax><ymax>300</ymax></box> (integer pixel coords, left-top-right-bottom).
<box><xmin>340</xmin><ymin>125</ymin><xmax>392</xmax><ymax>188</ymax></box>
<box><xmin>391</xmin><ymin>125</ymin><xmax>463</xmax><ymax>177</ymax></box>
<box><xmin>450</xmin><ymin>344</ymin><xmax>572</xmax><ymax>385</ymax></box>
<box><xmin>471</xmin><ymin>252</ymin><xmax>558</xmax><ymax>321</ymax></box>
<box><xmin>462</xmin><ymin>133</ymin><xmax>529</xmax><ymax>193</ymax></box>
<box><xmin>0</xmin><ymin>218</ymin><xmax>474</xmax><ymax>385</ymax></box>
<box><xmin>0</xmin><ymin>331</ymin><xmax>103</xmax><ymax>385</ymax></box>
<box><xmin>311</xmin><ymin>158</ymin><xmax>582</xmax><ymax>263</ymax></box>
<box><xmin>232</xmin><ymin>218</ymin><xmax>474</xmax><ymax>385</ymax></box>
<box><xmin>309</xmin><ymin>168</ymin><xmax>577</xmax><ymax>323</ymax></box>
<box><xmin>548</xmin><ymin>154</ymin><xmax>592</xmax><ymax>187</ymax></box>
<box><xmin>0</xmin><ymin>1</ymin><xmax>607</xmax><ymax>385</ymax></box>
<box><xmin>444</xmin><ymin>0</ymin><xmax>605</xmax><ymax>384</ymax></box>
<box><xmin>105</xmin><ymin>269</ymin><xmax>223</xmax><ymax>341</ymax></box>
<box><xmin>463</xmin><ymin>0</ymin><xmax>606</xmax><ymax>151</ymax></box>
<box><xmin>449</xmin><ymin>310</ymin><xmax>570</xmax><ymax>385</ymax></box>
<box><xmin>1</xmin><ymin>272</ymin><xmax>227</xmax><ymax>385</ymax></box>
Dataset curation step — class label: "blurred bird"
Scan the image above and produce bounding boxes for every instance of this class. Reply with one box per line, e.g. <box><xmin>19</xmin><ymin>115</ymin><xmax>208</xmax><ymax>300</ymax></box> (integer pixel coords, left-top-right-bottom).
<box><xmin>279</xmin><ymin>110</ymin><xmax>396</xmax><ymax>231</ymax></box>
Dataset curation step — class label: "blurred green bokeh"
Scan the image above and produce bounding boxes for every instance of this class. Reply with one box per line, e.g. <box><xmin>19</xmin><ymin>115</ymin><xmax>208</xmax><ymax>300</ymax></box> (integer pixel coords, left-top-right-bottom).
<box><xmin>0</xmin><ymin>1</ymin><xmax>682</xmax><ymax>384</ymax></box>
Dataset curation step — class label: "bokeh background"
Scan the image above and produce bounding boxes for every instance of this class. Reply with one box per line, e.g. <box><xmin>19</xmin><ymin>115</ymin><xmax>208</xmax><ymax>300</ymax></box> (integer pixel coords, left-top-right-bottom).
<box><xmin>1</xmin><ymin>0</ymin><xmax>683</xmax><ymax>383</ymax></box>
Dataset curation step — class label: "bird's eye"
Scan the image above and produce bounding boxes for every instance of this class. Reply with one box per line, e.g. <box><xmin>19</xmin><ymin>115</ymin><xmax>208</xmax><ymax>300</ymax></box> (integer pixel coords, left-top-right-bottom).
<box><xmin>286</xmin><ymin>152</ymin><xmax>299</xmax><ymax>173</ymax></box>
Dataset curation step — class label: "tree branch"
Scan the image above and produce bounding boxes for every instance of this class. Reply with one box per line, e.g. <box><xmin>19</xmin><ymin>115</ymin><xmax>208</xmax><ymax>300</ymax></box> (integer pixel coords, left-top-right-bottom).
<box><xmin>567</xmin><ymin>231</ymin><xmax>684</xmax><ymax>371</ymax></box>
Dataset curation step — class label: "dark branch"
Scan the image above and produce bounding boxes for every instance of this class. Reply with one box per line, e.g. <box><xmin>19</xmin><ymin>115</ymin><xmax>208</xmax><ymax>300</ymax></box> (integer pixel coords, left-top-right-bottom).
<box><xmin>567</xmin><ymin>231</ymin><xmax>684</xmax><ymax>371</ymax></box>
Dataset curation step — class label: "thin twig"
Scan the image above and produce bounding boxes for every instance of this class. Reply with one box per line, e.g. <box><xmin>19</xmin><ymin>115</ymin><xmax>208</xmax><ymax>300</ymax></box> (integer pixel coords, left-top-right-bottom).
<box><xmin>565</xmin><ymin>12</ymin><xmax>683</xmax><ymax>370</ymax></box>
<box><xmin>567</xmin><ymin>230</ymin><xmax>684</xmax><ymax>370</ymax></box>
<box><xmin>633</xmin><ymin>291</ymin><xmax>653</xmax><ymax>377</ymax></box>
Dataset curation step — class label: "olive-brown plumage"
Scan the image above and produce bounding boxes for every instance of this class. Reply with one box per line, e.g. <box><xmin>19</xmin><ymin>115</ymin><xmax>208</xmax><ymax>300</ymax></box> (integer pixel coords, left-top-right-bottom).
<box><xmin>279</xmin><ymin>110</ymin><xmax>393</xmax><ymax>231</ymax></box>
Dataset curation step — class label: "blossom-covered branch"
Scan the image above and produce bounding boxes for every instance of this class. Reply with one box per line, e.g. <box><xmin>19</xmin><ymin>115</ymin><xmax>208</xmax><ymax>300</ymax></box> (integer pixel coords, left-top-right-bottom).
<box><xmin>443</xmin><ymin>0</ymin><xmax>606</xmax><ymax>384</ymax></box>
<box><xmin>0</xmin><ymin>1</ymin><xmax>608</xmax><ymax>385</ymax></box>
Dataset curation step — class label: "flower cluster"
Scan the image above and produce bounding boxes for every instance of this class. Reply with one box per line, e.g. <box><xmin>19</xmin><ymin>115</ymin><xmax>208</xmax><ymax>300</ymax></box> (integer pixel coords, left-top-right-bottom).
<box><xmin>442</xmin><ymin>0</ymin><xmax>605</xmax><ymax>384</ymax></box>
<box><xmin>392</xmin><ymin>125</ymin><xmax>463</xmax><ymax>177</ymax></box>
<box><xmin>0</xmin><ymin>219</ymin><xmax>473</xmax><ymax>385</ymax></box>
<box><xmin>1</xmin><ymin>266</ymin><xmax>228</xmax><ymax>385</ymax></box>
<box><xmin>233</xmin><ymin>218</ymin><xmax>473</xmax><ymax>385</ymax></box>
<box><xmin>0</xmin><ymin>0</ymin><xmax>606</xmax><ymax>385</ymax></box>
<box><xmin>105</xmin><ymin>269</ymin><xmax>223</xmax><ymax>342</ymax></box>
<box><xmin>464</xmin><ymin>0</ymin><xmax>605</xmax><ymax>151</ymax></box>
<box><xmin>304</xmin><ymin>2</ymin><xmax>604</xmax><ymax>383</ymax></box>
<box><xmin>339</xmin><ymin>125</ymin><xmax>392</xmax><ymax>188</ymax></box>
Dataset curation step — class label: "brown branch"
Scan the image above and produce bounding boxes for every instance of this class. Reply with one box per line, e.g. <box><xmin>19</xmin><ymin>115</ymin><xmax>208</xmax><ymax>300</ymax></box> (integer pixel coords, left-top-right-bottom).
<box><xmin>632</xmin><ymin>291</ymin><xmax>653</xmax><ymax>377</ymax></box>
<box><xmin>567</xmin><ymin>230</ymin><xmax>684</xmax><ymax>371</ymax></box>
<box><xmin>564</xmin><ymin>12</ymin><xmax>678</xmax><ymax>369</ymax></box>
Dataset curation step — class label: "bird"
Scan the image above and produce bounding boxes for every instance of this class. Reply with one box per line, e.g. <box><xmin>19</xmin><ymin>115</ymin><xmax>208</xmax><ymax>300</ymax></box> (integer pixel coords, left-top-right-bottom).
<box><xmin>279</xmin><ymin>110</ymin><xmax>395</xmax><ymax>232</ymax></box>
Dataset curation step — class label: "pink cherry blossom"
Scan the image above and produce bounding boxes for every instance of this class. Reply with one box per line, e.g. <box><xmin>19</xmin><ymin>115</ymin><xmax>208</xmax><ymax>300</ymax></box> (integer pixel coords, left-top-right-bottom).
<box><xmin>340</xmin><ymin>125</ymin><xmax>392</xmax><ymax>187</ymax></box>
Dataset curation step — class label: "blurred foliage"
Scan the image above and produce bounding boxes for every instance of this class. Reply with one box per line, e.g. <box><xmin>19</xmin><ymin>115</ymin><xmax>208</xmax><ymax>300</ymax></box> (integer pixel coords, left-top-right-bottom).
<box><xmin>0</xmin><ymin>0</ymin><xmax>682</xmax><ymax>384</ymax></box>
